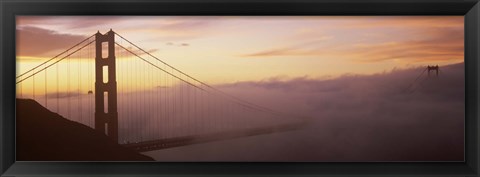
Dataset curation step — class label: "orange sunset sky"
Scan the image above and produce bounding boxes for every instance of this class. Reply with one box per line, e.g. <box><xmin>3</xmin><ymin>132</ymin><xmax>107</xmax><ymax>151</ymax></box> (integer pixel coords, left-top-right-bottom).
<box><xmin>16</xmin><ymin>16</ymin><xmax>464</xmax><ymax>91</ymax></box>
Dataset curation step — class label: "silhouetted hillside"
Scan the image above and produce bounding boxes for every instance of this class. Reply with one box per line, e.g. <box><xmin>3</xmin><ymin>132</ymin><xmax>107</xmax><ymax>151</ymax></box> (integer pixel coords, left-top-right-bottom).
<box><xmin>16</xmin><ymin>99</ymin><xmax>154</xmax><ymax>161</ymax></box>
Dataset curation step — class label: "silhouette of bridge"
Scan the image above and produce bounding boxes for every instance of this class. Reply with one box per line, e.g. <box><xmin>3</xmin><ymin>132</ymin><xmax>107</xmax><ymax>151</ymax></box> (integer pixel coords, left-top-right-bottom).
<box><xmin>16</xmin><ymin>30</ymin><xmax>308</xmax><ymax>152</ymax></box>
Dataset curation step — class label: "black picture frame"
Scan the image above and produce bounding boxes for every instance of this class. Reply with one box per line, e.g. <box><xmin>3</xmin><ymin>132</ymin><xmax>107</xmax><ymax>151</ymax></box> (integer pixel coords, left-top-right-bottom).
<box><xmin>1</xmin><ymin>0</ymin><xmax>479</xmax><ymax>176</ymax></box>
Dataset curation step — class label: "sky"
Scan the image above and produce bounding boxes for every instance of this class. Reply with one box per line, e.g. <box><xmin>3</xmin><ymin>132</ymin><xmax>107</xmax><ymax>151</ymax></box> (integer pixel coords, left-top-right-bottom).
<box><xmin>16</xmin><ymin>16</ymin><xmax>464</xmax><ymax>88</ymax></box>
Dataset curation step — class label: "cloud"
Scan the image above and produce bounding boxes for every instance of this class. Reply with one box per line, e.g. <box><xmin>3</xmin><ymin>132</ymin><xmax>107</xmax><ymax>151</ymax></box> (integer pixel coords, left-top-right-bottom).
<box><xmin>46</xmin><ymin>91</ymin><xmax>83</xmax><ymax>99</ymax></box>
<box><xmin>17</xmin><ymin>16</ymin><xmax>221</xmax><ymax>42</ymax></box>
<box><xmin>241</xmin><ymin>47</ymin><xmax>305</xmax><ymax>57</ymax></box>
<box><xmin>16</xmin><ymin>26</ymin><xmax>89</xmax><ymax>57</ymax></box>
<box><xmin>126</xmin><ymin>17</ymin><xmax>221</xmax><ymax>41</ymax></box>
<box><xmin>164</xmin><ymin>42</ymin><xmax>190</xmax><ymax>47</ymax></box>
<box><xmin>340</xmin><ymin>16</ymin><xmax>463</xmax><ymax>29</ymax></box>
<box><xmin>155</xmin><ymin>85</ymin><xmax>169</xmax><ymax>89</ymax></box>
<box><xmin>115</xmin><ymin>44</ymin><xmax>159</xmax><ymax>59</ymax></box>
<box><xmin>16</xmin><ymin>26</ymin><xmax>159</xmax><ymax>60</ymax></box>
<box><xmin>17</xmin><ymin>16</ymin><xmax>129</xmax><ymax>30</ymax></box>
<box><xmin>145</xmin><ymin>62</ymin><xmax>464</xmax><ymax>161</ymax></box>
<box><xmin>158</xmin><ymin>18</ymin><xmax>215</xmax><ymax>31</ymax></box>
<box><xmin>240</xmin><ymin>16</ymin><xmax>463</xmax><ymax>64</ymax></box>
<box><xmin>241</xmin><ymin>27</ymin><xmax>463</xmax><ymax>63</ymax></box>
<box><xmin>241</xmin><ymin>37</ymin><xmax>335</xmax><ymax>57</ymax></box>
<box><xmin>349</xmin><ymin>27</ymin><xmax>463</xmax><ymax>63</ymax></box>
<box><xmin>61</xmin><ymin>17</ymin><xmax>127</xmax><ymax>29</ymax></box>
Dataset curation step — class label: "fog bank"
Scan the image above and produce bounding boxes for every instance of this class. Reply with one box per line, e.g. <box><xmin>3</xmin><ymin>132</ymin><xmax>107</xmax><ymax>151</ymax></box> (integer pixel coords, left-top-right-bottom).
<box><xmin>145</xmin><ymin>63</ymin><xmax>464</xmax><ymax>161</ymax></box>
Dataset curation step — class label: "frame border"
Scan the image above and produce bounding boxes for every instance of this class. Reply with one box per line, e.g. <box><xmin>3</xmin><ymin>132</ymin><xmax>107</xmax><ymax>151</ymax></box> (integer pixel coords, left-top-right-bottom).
<box><xmin>1</xmin><ymin>0</ymin><xmax>479</xmax><ymax>176</ymax></box>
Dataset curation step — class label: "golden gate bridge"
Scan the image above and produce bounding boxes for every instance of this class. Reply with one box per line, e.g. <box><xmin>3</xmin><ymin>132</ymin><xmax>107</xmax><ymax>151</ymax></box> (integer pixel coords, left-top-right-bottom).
<box><xmin>16</xmin><ymin>30</ymin><xmax>308</xmax><ymax>152</ymax></box>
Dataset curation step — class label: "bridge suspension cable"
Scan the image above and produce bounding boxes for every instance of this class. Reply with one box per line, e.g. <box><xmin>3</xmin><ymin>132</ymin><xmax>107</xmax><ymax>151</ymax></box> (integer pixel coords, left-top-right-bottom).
<box><xmin>16</xmin><ymin>40</ymin><xmax>95</xmax><ymax>84</ymax></box>
<box><xmin>114</xmin><ymin>32</ymin><xmax>304</xmax><ymax>120</ymax></box>
<box><xmin>16</xmin><ymin>30</ymin><xmax>308</xmax><ymax>150</ymax></box>
<box><xmin>16</xmin><ymin>34</ymin><xmax>95</xmax><ymax>79</ymax></box>
<box><xmin>115</xmin><ymin>41</ymin><xmax>293</xmax><ymax>120</ymax></box>
<box><xmin>403</xmin><ymin>67</ymin><xmax>427</xmax><ymax>93</ymax></box>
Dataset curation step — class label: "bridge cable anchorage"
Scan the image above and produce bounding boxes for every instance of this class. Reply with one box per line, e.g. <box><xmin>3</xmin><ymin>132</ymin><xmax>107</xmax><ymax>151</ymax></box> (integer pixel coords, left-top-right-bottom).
<box><xmin>16</xmin><ymin>40</ymin><xmax>95</xmax><ymax>84</ymax></box>
<box><xmin>114</xmin><ymin>33</ymin><xmax>305</xmax><ymax>120</ymax></box>
<box><xmin>16</xmin><ymin>34</ymin><xmax>95</xmax><ymax>79</ymax></box>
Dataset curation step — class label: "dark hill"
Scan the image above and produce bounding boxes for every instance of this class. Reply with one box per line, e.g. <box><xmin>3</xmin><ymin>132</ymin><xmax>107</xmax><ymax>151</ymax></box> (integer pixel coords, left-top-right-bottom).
<box><xmin>16</xmin><ymin>99</ymin><xmax>154</xmax><ymax>161</ymax></box>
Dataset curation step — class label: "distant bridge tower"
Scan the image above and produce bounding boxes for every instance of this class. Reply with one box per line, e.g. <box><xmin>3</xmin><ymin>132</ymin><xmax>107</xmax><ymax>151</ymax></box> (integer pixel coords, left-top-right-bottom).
<box><xmin>95</xmin><ymin>30</ymin><xmax>118</xmax><ymax>142</ymax></box>
<box><xmin>427</xmin><ymin>65</ymin><xmax>439</xmax><ymax>77</ymax></box>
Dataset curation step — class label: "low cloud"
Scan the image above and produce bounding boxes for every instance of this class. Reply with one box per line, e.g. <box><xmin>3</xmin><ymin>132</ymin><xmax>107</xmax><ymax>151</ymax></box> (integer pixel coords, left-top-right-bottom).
<box><xmin>146</xmin><ymin>62</ymin><xmax>464</xmax><ymax>161</ymax></box>
<box><xmin>45</xmin><ymin>91</ymin><xmax>84</xmax><ymax>99</ymax></box>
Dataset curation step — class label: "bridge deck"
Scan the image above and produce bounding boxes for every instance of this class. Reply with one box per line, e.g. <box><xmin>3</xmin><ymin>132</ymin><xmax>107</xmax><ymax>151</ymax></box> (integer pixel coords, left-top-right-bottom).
<box><xmin>122</xmin><ymin>122</ymin><xmax>307</xmax><ymax>152</ymax></box>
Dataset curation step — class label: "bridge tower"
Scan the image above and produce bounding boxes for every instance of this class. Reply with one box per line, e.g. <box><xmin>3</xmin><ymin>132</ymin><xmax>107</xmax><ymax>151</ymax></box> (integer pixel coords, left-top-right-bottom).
<box><xmin>427</xmin><ymin>65</ymin><xmax>439</xmax><ymax>77</ymax></box>
<box><xmin>95</xmin><ymin>30</ymin><xmax>118</xmax><ymax>142</ymax></box>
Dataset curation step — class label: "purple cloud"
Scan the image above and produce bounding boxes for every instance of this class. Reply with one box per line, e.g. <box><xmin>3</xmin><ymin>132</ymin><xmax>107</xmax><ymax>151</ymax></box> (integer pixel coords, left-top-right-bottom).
<box><xmin>17</xmin><ymin>26</ymin><xmax>88</xmax><ymax>57</ymax></box>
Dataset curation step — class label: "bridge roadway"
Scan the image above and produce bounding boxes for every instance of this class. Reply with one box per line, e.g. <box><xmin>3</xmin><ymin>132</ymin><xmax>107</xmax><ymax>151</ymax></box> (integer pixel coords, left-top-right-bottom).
<box><xmin>122</xmin><ymin>121</ymin><xmax>308</xmax><ymax>152</ymax></box>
